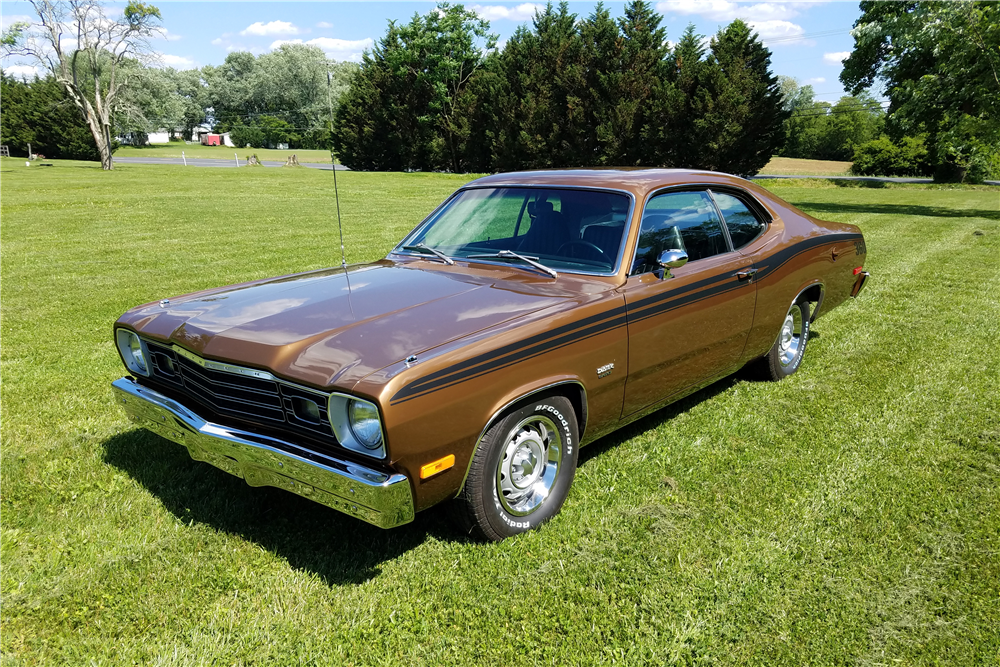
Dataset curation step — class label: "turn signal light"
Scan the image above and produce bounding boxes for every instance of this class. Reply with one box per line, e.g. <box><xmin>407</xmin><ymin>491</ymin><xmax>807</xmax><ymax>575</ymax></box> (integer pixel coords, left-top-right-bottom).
<box><xmin>853</xmin><ymin>266</ymin><xmax>864</xmax><ymax>275</ymax></box>
<box><xmin>420</xmin><ymin>454</ymin><xmax>455</xmax><ymax>479</ymax></box>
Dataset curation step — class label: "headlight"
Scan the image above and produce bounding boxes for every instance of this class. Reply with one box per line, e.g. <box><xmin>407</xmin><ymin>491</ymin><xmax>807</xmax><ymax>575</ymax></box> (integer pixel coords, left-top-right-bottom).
<box><xmin>348</xmin><ymin>399</ymin><xmax>383</xmax><ymax>449</ymax></box>
<box><xmin>328</xmin><ymin>394</ymin><xmax>385</xmax><ymax>458</ymax></box>
<box><xmin>116</xmin><ymin>329</ymin><xmax>150</xmax><ymax>376</ymax></box>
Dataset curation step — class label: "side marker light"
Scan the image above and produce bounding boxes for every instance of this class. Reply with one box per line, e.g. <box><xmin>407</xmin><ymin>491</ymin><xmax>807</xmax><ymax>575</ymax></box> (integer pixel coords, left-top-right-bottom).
<box><xmin>420</xmin><ymin>455</ymin><xmax>455</xmax><ymax>479</ymax></box>
<box><xmin>853</xmin><ymin>266</ymin><xmax>864</xmax><ymax>275</ymax></box>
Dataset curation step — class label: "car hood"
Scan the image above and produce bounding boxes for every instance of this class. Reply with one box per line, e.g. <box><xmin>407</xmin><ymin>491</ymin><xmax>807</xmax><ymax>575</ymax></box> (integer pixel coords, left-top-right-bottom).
<box><xmin>118</xmin><ymin>261</ymin><xmax>573</xmax><ymax>390</ymax></box>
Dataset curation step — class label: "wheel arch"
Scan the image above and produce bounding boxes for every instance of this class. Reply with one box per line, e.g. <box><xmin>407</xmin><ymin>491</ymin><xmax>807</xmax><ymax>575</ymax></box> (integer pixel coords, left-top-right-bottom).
<box><xmin>797</xmin><ymin>281</ymin><xmax>825</xmax><ymax>322</ymax></box>
<box><xmin>455</xmin><ymin>379</ymin><xmax>587</xmax><ymax>497</ymax></box>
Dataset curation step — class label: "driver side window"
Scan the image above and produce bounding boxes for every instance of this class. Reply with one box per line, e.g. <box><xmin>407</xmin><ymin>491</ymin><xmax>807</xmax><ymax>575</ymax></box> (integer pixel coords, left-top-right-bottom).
<box><xmin>631</xmin><ymin>190</ymin><xmax>729</xmax><ymax>275</ymax></box>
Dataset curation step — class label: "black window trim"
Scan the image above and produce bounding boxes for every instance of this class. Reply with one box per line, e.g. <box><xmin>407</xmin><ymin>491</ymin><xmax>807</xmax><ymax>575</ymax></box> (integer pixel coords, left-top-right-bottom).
<box><xmin>705</xmin><ymin>186</ymin><xmax>771</xmax><ymax>251</ymax></box>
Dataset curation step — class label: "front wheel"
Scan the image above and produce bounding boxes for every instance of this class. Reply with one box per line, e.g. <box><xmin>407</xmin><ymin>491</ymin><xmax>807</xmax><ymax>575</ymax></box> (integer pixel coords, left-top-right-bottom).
<box><xmin>457</xmin><ymin>395</ymin><xmax>579</xmax><ymax>541</ymax></box>
<box><xmin>760</xmin><ymin>299</ymin><xmax>810</xmax><ymax>381</ymax></box>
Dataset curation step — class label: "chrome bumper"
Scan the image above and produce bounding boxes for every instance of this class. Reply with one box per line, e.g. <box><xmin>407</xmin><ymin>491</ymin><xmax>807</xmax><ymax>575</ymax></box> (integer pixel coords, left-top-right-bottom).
<box><xmin>851</xmin><ymin>271</ymin><xmax>870</xmax><ymax>298</ymax></box>
<box><xmin>111</xmin><ymin>377</ymin><xmax>414</xmax><ymax>529</ymax></box>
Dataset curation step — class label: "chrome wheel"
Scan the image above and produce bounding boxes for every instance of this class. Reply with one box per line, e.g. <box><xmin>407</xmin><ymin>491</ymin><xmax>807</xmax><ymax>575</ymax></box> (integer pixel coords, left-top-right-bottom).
<box><xmin>496</xmin><ymin>415</ymin><xmax>563</xmax><ymax>516</ymax></box>
<box><xmin>778</xmin><ymin>305</ymin><xmax>804</xmax><ymax>368</ymax></box>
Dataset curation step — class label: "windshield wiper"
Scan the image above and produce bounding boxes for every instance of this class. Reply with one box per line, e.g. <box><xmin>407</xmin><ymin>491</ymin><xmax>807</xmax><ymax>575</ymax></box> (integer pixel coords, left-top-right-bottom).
<box><xmin>401</xmin><ymin>243</ymin><xmax>454</xmax><ymax>265</ymax></box>
<box><xmin>466</xmin><ymin>250</ymin><xmax>558</xmax><ymax>278</ymax></box>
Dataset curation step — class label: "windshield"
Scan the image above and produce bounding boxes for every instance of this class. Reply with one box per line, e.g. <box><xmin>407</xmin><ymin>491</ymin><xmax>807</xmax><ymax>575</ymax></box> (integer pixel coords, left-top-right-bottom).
<box><xmin>397</xmin><ymin>187</ymin><xmax>631</xmax><ymax>274</ymax></box>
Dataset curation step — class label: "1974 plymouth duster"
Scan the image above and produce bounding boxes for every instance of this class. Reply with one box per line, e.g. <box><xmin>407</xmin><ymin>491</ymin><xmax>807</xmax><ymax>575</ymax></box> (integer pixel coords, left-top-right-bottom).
<box><xmin>112</xmin><ymin>169</ymin><xmax>869</xmax><ymax>540</ymax></box>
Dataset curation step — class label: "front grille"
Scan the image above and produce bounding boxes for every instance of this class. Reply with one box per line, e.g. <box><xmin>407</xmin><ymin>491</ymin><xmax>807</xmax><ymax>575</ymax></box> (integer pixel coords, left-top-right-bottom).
<box><xmin>144</xmin><ymin>340</ymin><xmax>338</xmax><ymax>443</ymax></box>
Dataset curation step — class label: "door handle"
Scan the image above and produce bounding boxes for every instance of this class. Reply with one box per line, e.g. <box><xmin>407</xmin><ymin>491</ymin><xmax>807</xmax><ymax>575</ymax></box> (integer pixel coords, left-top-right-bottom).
<box><xmin>735</xmin><ymin>268</ymin><xmax>758</xmax><ymax>281</ymax></box>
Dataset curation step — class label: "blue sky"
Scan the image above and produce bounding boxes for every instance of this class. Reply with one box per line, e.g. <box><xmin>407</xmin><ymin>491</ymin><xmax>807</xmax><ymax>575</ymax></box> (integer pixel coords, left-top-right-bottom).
<box><xmin>2</xmin><ymin>1</ymin><xmax>865</xmax><ymax>103</ymax></box>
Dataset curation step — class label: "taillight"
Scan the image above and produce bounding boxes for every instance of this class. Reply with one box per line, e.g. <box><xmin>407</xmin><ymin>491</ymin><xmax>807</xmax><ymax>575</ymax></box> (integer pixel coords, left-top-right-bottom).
<box><xmin>853</xmin><ymin>266</ymin><xmax>864</xmax><ymax>275</ymax></box>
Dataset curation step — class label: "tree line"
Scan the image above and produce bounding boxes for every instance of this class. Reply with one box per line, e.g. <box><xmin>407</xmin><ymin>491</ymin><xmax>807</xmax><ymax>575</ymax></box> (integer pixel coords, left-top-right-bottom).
<box><xmin>3</xmin><ymin>0</ymin><xmax>996</xmax><ymax>179</ymax></box>
<box><xmin>333</xmin><ymin>2</ymin><xmax>787</xmax><ymax>176</ymax></box>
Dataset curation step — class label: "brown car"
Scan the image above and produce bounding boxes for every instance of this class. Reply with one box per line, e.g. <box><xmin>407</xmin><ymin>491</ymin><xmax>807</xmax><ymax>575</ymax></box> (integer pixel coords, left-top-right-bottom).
<box><xmin>112</xmin><ymin>169</ymin><xmax>869</xmax><ymax>540</ymax></box>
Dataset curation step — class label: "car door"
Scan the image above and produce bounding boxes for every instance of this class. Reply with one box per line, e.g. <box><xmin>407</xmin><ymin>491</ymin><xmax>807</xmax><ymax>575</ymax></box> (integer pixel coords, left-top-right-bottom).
<box><xmin>621</xmin><ymin>189</ymin><xmax>757</xmax><ymax>417</ymax></box>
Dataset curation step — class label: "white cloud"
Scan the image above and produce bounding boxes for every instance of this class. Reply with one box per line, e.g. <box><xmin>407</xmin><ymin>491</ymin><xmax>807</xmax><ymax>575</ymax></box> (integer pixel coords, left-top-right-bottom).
<box><xmin>657</xmin><ymin>1</ymin><xmax>816</xmax><ymax>46</ymax></box>
<box><xmin>241</xmin><ymin>21</ymin><xmax>299</xmax><ymax>37</ymax></box>
<box><xmin>656</xmin><ymin>0</ymin><xmax>811</xmax><ymax>22</ymax></box>
<box><xmin>1</xmin><ymin>14</ymin><xmax>33</xmax><ymax>29</ymax></box>
<box><xmin>2</xmin><ymin>64</ymin><xmax>41</xmax><ymax>79</ymax></box>
<box><xmin>154</xmin><ymin>27</ymin><xmax>182</xmax><ymax>42</ymax></box>
<box><xmin>211</xmin><ymin>37</ymin><xmax>225</xmax><ymax>46</ymax></box>
<box><xmin>748</xmin><ymin>20</ymin><xmax>809</xmax><ymax>45</ymax></box>
<box><xmin>471</xmin><ymin>3</ymin><xmax>545</xmax><ymax>22</ymax></box>
<box><xmin>316</xmin><ymin>21</ymin><xmax>333</xmax><ymax>29</ymax></box>
<box><xmin>271</xmin><ymin>37</ymin><xmax>375</xmax><ymax>62</ymax></box>
<box><xmin>823</xmin><ymin>51</ymin><xmax>850</xmax><ymax>65</ymax></box>
<box><xmin>270</xmin><ymin>37</ymin><xmax>374</xmax><ymax>62</ymax></box>
<box><xmin>806</xmin><ymin>77</ymin><xmax>826</xmax><ymax>84</ymax></box>
<box><xmin>159</xmin><ymin>54</ymin><xmax>196</xmax><ymax>69</ymax></box>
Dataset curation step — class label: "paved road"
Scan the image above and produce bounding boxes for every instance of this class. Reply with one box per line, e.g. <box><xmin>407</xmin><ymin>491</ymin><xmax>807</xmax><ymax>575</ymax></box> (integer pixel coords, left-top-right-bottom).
<box><xmin>753</xmin><ymin>174</ymin><xmax>1000</xmax><ymax>186</ymax></box>
<box><xmin>115</xmin><ymin>156</ymin><xmax>347</xmax><ymax>170</ymax></box>
<box><xmin>114</xmin><ymin>157</ymin><xmax>998</xmax><ymax>185</ymax></box>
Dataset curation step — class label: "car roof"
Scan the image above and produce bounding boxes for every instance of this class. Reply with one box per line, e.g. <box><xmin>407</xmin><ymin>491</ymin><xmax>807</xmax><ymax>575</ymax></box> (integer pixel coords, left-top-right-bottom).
<box><xmin>465</xmin><ymin>168</ymin><xmax>760</xmax><ymax>200</ymax></box>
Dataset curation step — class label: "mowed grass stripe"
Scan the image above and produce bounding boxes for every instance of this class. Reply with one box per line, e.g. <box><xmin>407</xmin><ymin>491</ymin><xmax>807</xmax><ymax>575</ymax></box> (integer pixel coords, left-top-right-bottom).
<box><xmin>554</xmin><ymin>216</ymin><xmax>996</xmax><ymax>662</ymax></box>
<box><xmin>2</xmin><ymin>161</ymin><xmax>998</xmax><ymax>665</ymax></box>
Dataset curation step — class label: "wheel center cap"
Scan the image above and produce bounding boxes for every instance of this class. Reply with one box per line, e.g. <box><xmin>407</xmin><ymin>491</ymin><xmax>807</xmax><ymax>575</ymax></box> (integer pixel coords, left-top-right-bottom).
<box><xmin>510</xmin><ymin>437</ymin><xmax>544</xmax><ymax>489</ymax></box>
<box><xmin>780</xmin><ymin>317</ymin><xmax>794</xmax><ymax>350</ymax></box>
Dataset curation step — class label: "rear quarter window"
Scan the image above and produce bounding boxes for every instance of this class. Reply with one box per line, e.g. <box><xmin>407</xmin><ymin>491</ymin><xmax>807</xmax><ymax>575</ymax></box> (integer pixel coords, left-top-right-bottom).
<box><xmin>712</xmin><ymin>191</ymin><xmax>767</xmax><ymax>249</ymax></box>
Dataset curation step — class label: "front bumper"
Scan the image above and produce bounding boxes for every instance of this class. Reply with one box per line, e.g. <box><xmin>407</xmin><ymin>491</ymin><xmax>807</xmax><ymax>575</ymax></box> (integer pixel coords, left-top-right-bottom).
<box><xmin>111</xmin><ymin>377</ymin><xmax>415</xmax><ymax>529</ymax></box>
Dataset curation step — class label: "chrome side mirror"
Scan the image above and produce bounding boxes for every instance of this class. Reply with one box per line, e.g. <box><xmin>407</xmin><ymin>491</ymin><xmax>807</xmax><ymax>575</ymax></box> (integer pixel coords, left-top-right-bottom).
<box><xmin>658</xmin><ymin>249</ymin><xmax>688</xmax><ymax>279</ymax></box>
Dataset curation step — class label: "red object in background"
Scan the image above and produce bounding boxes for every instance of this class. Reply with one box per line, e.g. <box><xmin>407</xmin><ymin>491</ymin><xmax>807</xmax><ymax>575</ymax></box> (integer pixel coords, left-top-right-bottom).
<box><xmin>201</xmin><ymin>134</ymin><xmax>222</xmax><ymax>146</ymax></box>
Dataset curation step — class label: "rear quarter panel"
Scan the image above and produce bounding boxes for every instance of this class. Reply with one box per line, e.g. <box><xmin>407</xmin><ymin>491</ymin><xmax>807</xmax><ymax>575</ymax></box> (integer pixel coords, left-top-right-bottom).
<box><xmin>740</xmin><ymin>186</ymin><xmax>867</xmax><ymax>362</ymax></box>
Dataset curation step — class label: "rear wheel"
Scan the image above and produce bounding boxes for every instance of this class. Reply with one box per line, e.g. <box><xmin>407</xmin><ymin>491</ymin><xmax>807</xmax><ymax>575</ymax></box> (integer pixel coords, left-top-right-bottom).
<box><xmin>457</xmin><ymin>395</ymin><xmax>578</xmax><ymax>541</ymax></box>
<box><xmin>760</xmin><ymin>299</ymin><xmax>809</xmax><ymax>381</ymax></box>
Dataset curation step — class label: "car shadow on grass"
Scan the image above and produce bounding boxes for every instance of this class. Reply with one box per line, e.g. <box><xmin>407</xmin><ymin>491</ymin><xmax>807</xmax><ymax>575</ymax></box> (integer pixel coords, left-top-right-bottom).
<box><xmin>578</xmin><ymin>373</ymin><xmax>745</xmax><ymax>467</ymax></box>
<box><xmin>800</xmin><ymin>200</ymin><xmax>1000</xmax><ymax>221</ymax></box>
<box><xmin>102</xmin><ymin>430</ymin><xmax>468</xmax><ymax>586</ymax></box>
<box><xmin>101</xmin><ymin>351</ymin><xmax>804</xmax><ymax>583</ymax></box>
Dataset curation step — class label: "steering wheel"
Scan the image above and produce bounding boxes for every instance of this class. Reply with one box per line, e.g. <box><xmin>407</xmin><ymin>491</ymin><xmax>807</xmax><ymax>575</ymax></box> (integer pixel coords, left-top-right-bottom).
<box><xmin>556</xmin><ymin>240</ymin><xmax>608</xmax><ymax>261</ymax></box>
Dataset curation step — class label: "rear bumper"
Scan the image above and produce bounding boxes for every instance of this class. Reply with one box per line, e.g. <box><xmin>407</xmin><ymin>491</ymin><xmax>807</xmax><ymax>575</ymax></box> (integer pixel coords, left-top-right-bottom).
<box><xmin>851</xmin><ymin>271</ymin><xmax>870</xmax><ymax>298</ymax></box>
<box><xmin>111</xmin><ymin>377</ymin><xmax>415</xmax><ymax>529</ymax></box>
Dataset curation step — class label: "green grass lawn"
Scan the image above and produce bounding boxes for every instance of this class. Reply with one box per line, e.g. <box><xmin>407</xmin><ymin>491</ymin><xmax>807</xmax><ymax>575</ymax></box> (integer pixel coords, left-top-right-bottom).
<box><xmin>114</xmin><ymin>143</ymin><xmax>334</xmax><ymax>163</ymax></box>
<box><xmin>2</xmin><ymin>160</ymin><xmax>998</xmax><ymax>665</ymax></box>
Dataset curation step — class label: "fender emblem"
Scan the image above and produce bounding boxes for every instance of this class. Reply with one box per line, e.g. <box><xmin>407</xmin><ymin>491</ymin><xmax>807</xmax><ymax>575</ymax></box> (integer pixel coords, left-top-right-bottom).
<box><xmin>597</xmin><ymin>363</ymin><xmax>615</xmax><ymax>378</ymax></box>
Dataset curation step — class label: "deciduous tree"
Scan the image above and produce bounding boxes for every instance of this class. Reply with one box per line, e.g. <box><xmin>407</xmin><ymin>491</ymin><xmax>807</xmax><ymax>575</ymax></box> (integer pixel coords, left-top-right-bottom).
<box><xmin>841</xmin><ymin>1</ymin><xmax>1000</xmax><ymax>181</ymax></box>
<box><xmin>3</xmin><ymin>0</ymin><xmax>163</xmax><ymax>169</ymax></box>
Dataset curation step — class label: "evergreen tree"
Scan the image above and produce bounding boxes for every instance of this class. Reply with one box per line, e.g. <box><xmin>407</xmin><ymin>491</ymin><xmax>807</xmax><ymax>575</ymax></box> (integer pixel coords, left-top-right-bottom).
<box><xmin>492</xmin><ymin>2</ymin><xmax>588</xmax><ymax>169</ymax></box>
<box><xmin>0</xmin><ymin>72</ymin><xmax>102</xmax><ymax>160</ymax></box>
<box><xmin>647</xmin><ymin>24</ymin><xmax>706</xmax><ymax>168</ymax></box>
<box><xmin>694</xmin><ymin>20</ymin><xmax>788</xmax><ymax>175</ymax></box>
<box><xmin>579</xmin><ymin>3</ymin><xmax>621</xmax><ymax>164</ymax></box>
<box><xmin>333</xmin><ymin>4</ymin><xmax>495</xmax><ymax>172</ymax></box>
<box><xmin>615</xmin><ymin>1</ymin><xmax>670</xmax><ymax>164</ymax></box>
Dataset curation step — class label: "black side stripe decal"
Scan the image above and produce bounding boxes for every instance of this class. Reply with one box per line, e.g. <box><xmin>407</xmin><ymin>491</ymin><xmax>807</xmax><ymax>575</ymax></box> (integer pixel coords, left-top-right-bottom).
<box><xmin>388</xmin><ymin>232</ymin><xmax>863</xmax><ymax>404</ymax></box>
<box><xmin>389</xmin><ymin>306</ymin><xmax>627</xmax><ymax>404</ymax></box>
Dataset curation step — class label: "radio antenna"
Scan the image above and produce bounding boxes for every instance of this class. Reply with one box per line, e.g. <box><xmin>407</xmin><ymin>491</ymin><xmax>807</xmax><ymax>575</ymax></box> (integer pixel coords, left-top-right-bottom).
<box><xmin>327</xmin><ymin>71</ymin><xmax>348</xmax><ymax>272</ymax></box>
<box><xmin>327</xmin><ymin>71</ymin><xmax>355</xmax><ymax>315</ymax></box>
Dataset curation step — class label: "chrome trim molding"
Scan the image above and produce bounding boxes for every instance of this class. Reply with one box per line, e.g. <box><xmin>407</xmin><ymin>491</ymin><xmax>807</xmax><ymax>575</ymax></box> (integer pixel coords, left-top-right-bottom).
<box><xmin>172</xmin><ymin>345</ymin><xmax>281</xmax><ymax>382</ymax></box>
<box><xmin>850</xmin><ymin>271</ymin><xmax>870</xmax><ymax>298</ymax></box>
<box><xmin>456</xmin><ymin>380</ymin><xmax>587</xmax><ymax>496</ymax></box>
<box><xmin>112</xmin><ymin>377</ymin><xmax>414</xmax><ymax>529</ymax></box>
<box><xmin>328</xmin><ymin>392</ymin><xmax>388</xmax><ymax>459</ymax></box>
<box><xmin>770</xmin><ymin>284</ymin><xmax>822</xmax><ymax>352</ymax></box>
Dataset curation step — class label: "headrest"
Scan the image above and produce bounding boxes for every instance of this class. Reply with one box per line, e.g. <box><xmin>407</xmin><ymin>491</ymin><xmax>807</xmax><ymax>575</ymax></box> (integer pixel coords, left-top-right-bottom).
<box><xmin>527</xmin><ymin>200</ymin><xmax>554</xmax><ymax>217</ymax></box>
